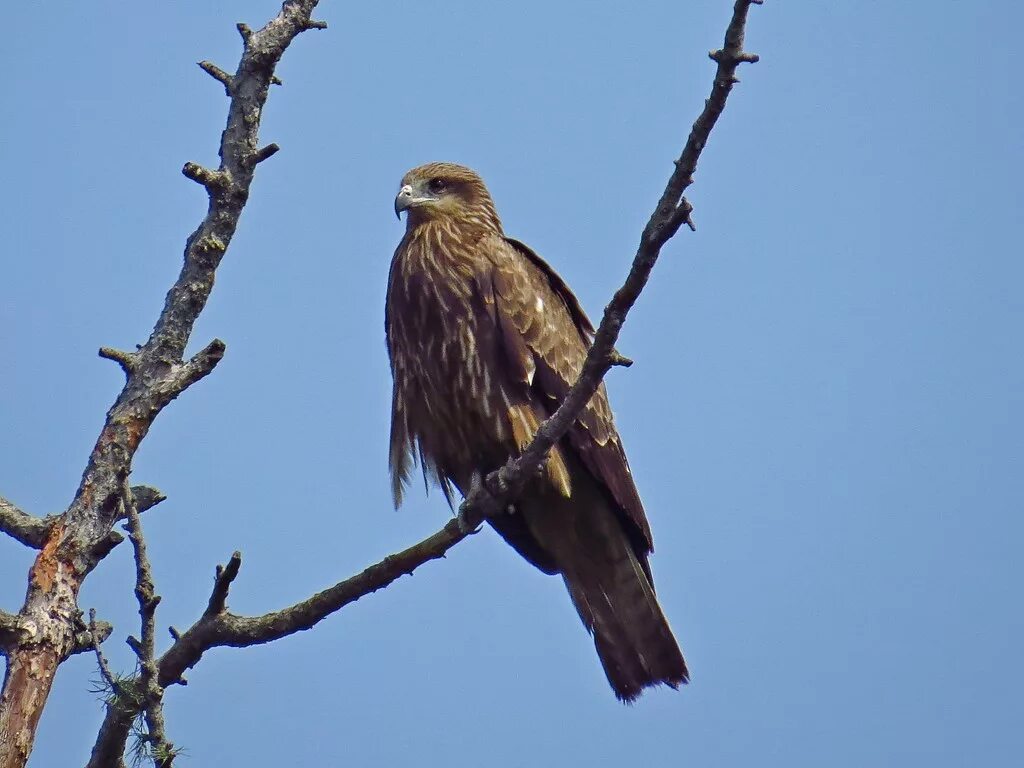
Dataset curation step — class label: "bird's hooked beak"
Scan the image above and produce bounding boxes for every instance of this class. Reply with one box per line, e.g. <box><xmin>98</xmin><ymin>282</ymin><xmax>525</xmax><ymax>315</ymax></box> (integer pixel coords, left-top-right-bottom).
<box><xmin>394</xmin><ymin>184</ymin><xmax>415</xmax><ymax>220</ymax></box>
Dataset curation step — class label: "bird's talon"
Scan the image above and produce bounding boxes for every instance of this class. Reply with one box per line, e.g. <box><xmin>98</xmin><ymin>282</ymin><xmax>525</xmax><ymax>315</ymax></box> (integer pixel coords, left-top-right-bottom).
<box><xmin>456</xmin><ymin>500</ymin><xmax>483</xmax><ymax>533</ymax></box>
<box><xmin>483</xmin><ymin>472</ymin><xmax>506</xmax><ymax>498</ymax></box>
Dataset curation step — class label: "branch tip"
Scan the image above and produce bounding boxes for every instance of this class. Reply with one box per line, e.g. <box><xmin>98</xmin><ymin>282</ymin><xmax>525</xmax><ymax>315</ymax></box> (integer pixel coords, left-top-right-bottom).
<box><xmin>608</xmin><ymin>351</ymin><xmax>634</xmax><ymax>368</ymax></box>
<box><xmin>98</xmin><ymin>346</ymin><xmax>137</xmax><ymax>375</ymax></box>
<box><xmin>126</xmin><ymin>635</ymin><xmax>143</xmax><ymax>658</ymax></box>
<box><xmin>132</xmin><ymin>485</ymin><xmax>167</xmax><ymax>514</ymax></box>
<box><xmin>255</xmin><ymin>143</ymin><xmax>281</xmax><ymax>164</ymax></box>
<box><xmin>182</xmin><ymin>162</ymin><xmax>228</xmax><ymax>191</ymax></box>
<box><xmin>86</xmin><ymin>485</ymin><xmax>166</xmax><ymax>567</ymax></box>
<box><xmin>171</xmin><ymin>338</ymin><xmax>225</xmax><ymax>393</ymax></box>
<box><xmin>90</xmin><ymin>530</ymin><xmax>125</xmax><ymax>563</ymax></box>
<box><xmin>206</xmin><ymin>551</ymin><xmax>243</xmax><ymax>616</ymax></box>
<box><xmin>304</xmin><ymin>20</ymin><xmax>328</xmax><ymax>30</ymax></box>
<box><xmin>236</xmin><ymin>22</ymin><xmax>253</xmax><ymax>43</ymax></box>
<box><xmin>447</xmin><ymin>0</ymin><xmax>758</xmax><ymax>526</ymax></box>
<box><xmin>194</xmin><ymin>337</ymin><xmax>227</xmax><ymax>362</ymax></box>
<box><xmin>197</xmin><ymin>61</ymin><xmax>233</xmax><ymax>95</ymax></box>
<box><xmin>80</xmin><ymin>611</ymin><xmax>118</xmax><ymax>691</ymax></box>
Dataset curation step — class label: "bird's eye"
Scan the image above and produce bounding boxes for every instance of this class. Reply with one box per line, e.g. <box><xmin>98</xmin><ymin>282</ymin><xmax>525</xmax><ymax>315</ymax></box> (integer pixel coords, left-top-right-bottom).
<box><xmin>427</xmin><ymin>178</ymin><xmax>447</xmax><ymax>194</ymax></box>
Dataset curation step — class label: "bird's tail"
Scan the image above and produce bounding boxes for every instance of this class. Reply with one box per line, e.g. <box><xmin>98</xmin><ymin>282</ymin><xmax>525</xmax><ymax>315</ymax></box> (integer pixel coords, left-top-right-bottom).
<box><xmin>561</xmin><ymin>539</ymin><xmax>689</xmax><ymax>702</ymax></box>
<box><xmin>520</xmin><ymin>471</ymin><xmax>688</xmax><ymax>702</ymax></box>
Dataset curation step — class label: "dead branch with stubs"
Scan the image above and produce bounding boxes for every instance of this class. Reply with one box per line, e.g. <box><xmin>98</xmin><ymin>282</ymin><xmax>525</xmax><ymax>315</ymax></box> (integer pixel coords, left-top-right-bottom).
<box><xmin>0</xmin><ymin>2</ymin><xmax>762</xmax><ymax>766</ymax></box>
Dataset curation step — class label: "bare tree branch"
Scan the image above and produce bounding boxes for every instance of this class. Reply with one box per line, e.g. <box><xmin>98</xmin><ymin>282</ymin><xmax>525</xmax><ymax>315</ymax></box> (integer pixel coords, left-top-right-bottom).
<box><xmin>0</xmin><ymin>487</ymin><xmax>165</xmax><ymax>551</ymax></box>
<box><xmin>87</xmin><ymin>609</ymin><xmax>120</xmax><ymax>695</ymax></box>
<box><xmin>155</xmin><ymin>521</ymin><xmax>472</xmax><ymax>685</ymax></box>
<box><xmin>89</xmin><ymin>517</ymin><xmax>469</xmax><ymax>757</ymax></box>
<box><xmin>122</xmin><ymin>492</ymin><xmax>176</xmax><ymax>767</ymax></box>
<box><xmin>479</xmin><ymin>0</ymin><xmax>762</xmax><ymax>510</ymax></box>
<box><xmin>87</xmin><ymin>696</ymin><xmax>135</xmax><ymax>768</ymax></box>
<box><xmin>0</xmin><ymin>2</ymin><xmax>325</xmax><ymax>766</ymax></box>
<box><xmin>0</xmin><ymin>497</ymin><xmax>52</xmax><ymax>550</ymax></box>
<box><xmin>204</xmin><ymin>552</ymin><xmax>243</xmax><ymax>618</ymax></box>
<box><xmin>86</xmin><ymin>2</ymin><xmax>763</xmax><ymax>758</ymax></box>
<box><xmin>96</xmin><ymin>347</ymin><xmax>138</xmax><ymax>376</ymax></box>
<box><xmin>197</xmin><ymin>60</ymin><xmax>233</xmax><ymax>95</ymax></box>
<box><xmin>69</xmin><ymin>617</ymin><xmax>114</xmax><ymax>659</ymax></box>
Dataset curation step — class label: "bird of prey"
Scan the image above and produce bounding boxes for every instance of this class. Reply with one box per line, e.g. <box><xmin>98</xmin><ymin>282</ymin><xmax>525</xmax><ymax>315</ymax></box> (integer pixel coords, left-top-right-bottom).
<box><xmin>386</xmin><ymin>162</ymin><xmax>687</xmax><ymax>701</ymax></box>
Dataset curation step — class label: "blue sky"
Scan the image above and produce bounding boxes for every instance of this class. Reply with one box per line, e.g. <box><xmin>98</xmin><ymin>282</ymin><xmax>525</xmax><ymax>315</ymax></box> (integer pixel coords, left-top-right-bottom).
<box><xmin>2</xmin><ymin>1</ymin><xmax>1022</xmax><ymax>766</ymax></box>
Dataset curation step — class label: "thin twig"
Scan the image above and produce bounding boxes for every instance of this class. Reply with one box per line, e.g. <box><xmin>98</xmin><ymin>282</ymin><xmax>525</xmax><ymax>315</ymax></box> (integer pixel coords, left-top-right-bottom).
<box><xmin>154</xmin><ymin>522</ymin><xmax>470</xmax><ymax>686</ymax></box>
<box><xmin>197</xmin><ymin>60</ymin><xmax>233</xmax><ymax>95</ymax></box>
<box><xmin>254</xmin><ymin>143</ymin><xmax>281</xmax><ymax>164</ymax></box>
<box><xmin>205</xmin><ymin>552</ymin><xmax>242</xmax><ymax>617</ymax></box>
<box><xmin>97</xmin><ymin>347</ymin><xmax>138</xmax><ymax>376</ymax></box>
<box><xmin>88</xmin><ymin>609</ymin><xmax>120</xmax><ymax>696</ymax></box>
<box><xmin>124</xmin><ymin>490</ymin><xmax>175</xmax><ymax>767</ymax></box>
<box><xmin>465</xmin><ymin>0</ymin><xmax>763</xmax><ymax>525</ymax></box>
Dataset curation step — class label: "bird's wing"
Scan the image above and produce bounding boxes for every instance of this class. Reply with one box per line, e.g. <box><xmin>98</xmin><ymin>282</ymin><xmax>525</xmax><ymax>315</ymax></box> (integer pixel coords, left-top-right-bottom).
<box><xmin>486</xmin><ymin>236</ymin><xmax>653</xmax><ymax>552</ymax></box>
<box><xmin>384</xmin><ymin>252</ymin><xmax>413</xmax><ymax>508</ymax></box>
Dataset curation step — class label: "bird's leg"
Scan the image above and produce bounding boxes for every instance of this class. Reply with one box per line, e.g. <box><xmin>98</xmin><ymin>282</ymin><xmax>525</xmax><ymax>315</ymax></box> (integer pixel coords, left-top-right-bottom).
<box><xmin>470</xmin><ymin>469</ymin><xmax>486</xmax><ymax>497</ymax></box>
<box><xmin>533</xmin><ymin>454</ymin><xmax>549</xmax><ymax>479</ymax></box>
<box><xmin>457</xmin><ymin>471</ymin><xmax>487</xmax><ymax>533</ymax></box>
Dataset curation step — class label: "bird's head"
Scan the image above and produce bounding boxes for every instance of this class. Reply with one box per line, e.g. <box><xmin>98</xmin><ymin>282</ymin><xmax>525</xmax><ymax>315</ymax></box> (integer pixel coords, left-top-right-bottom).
<box><xmin>394</xmin><ymin>162</ymin><xmax>502</xmax><ymax>233</ymax></box>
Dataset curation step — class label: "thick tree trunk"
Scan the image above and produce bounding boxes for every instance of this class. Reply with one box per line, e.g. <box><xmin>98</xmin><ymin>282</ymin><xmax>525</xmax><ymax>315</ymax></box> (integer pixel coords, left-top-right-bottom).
<box><xmin>0</xmin><ymin>648</ymin><xmax>61</xmax><ymax>768</ymax></box>
<box><xmin>0</xmin><ymin>540</ymin><xmax>80</xmax><ymax>768</ymax></box>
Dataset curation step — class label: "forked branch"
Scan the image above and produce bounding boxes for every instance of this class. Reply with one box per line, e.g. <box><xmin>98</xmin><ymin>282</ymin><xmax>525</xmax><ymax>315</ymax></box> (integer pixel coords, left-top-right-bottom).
<box><xmin>0</xmin><ymin>2</ymin><xmax>325</xmax><ymax>768</ymax></box>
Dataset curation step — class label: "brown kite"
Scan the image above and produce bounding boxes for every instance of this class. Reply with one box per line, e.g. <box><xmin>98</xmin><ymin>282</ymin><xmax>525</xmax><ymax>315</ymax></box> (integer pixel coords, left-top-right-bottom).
<box><xmin>387</xmin><ymin>162</ymin><xmax>688</xmax><ymax>701</ymax></box>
